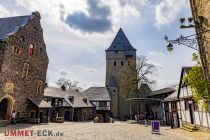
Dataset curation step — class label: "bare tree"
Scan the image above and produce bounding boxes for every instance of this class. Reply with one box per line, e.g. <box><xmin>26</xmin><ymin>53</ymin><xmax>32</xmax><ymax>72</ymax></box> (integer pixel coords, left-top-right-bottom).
<box><xmin>120</xmin><ymin>56</ymin><xmax>155</xmax><ymax>98</ymax></box>
<box><xmin>56</xmin><ymin>78</ymin><xmax>83</xmax><ymax>91</ymax></box>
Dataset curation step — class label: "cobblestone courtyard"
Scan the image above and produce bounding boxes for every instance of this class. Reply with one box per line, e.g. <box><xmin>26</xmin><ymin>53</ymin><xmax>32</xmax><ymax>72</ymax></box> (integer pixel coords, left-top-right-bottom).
<box><xmin>0</xmin><ymin>121</ymin><xmax>210</xmax><ymax>140</ymax></box>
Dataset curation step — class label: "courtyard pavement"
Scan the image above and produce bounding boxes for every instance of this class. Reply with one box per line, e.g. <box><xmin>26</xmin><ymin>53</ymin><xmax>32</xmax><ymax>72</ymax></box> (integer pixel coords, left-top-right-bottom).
<box><xmin>0</xmin><ymin>121</ymin><xmax>210</xmax><ymax>140</ymax></box>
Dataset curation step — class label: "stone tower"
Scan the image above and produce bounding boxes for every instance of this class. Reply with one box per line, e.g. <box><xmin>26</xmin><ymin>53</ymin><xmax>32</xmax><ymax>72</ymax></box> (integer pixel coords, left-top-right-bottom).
<box><xmin>105</xmin><ymin>28</ymin><xmax>137</xmax><ymax>119</ymax></box>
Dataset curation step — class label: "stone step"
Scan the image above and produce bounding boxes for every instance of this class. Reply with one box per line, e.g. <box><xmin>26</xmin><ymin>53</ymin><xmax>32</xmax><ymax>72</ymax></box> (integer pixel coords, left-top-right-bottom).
<box><xmin>180</xmin><ymin>127</ymin><xmax>194</xmax><ymax>132</ymax></box>
<box><xmin>183</xmin><ymin>123</ymin><xmax>198</xmax><ymax>130</ymax></box>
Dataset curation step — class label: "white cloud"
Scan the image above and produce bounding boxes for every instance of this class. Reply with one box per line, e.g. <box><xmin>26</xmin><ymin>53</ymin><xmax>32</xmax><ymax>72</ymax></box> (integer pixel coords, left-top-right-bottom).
<box><xmin>155</xmin><ymin>0</ymin><xmax>189</xmax><ymax>28</ymax></box>
<box><xmin>148</xmin><ymin>51</ymin><xmax>165</xmax><ymax>58</ymax></box>
<box><xmin>0</xmin><ymin>4</ymin><xmax>17</xmax><ymax>17</ymax></box>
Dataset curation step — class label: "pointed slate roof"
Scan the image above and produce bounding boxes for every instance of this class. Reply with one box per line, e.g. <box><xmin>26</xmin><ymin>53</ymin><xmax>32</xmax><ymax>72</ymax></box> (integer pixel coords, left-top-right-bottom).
<box><xmin>106</xmin><ymin>28</ymin><xmax>136</xmax><ymax>52</ymax></box>
<box><xmin>0</xmin><ymin>12</ymin><xmax>40</xmax><ymax>41</ymax></box>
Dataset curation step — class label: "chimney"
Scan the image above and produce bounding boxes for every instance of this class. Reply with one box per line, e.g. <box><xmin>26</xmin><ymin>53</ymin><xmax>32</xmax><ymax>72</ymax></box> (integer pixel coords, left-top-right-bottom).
<box><xmin>61</xmin><ymin>85</ymin><xmax>66</xmax><ymax>91</ymax></box>
<box><xmin>32</xmin><ymin>11</ymin><xmax>41</xmax><ymax>19</ymax></box>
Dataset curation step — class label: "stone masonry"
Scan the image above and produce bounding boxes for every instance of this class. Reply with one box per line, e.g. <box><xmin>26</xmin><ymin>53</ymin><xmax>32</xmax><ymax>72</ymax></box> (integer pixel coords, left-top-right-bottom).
<box><xmin>105</xmin><ymin>28</ymin><xmax>138</xmax><ymax>119</ymax></box>
<box><xmin>0</xmin><ymin>12</ymin><xmax>48</xmax><ymax>120</ymax></box>
<box><xmin>190</xmin><ymin>0</ymin><xmax>210</xmax><ymax>87</ymax></box>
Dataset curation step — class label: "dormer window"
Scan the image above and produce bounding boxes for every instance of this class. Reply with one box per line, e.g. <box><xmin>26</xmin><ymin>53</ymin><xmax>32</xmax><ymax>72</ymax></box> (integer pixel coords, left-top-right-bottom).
<box><xmin>69</xmin><ymin>96</ymin><xmax>74</xmax><ymax>103</ymax></box>
<box><xmin>29</xmin><ymin>44</ymin><xmax>35</xmax><ymax>56</ymax></box>
<box><xmin>82</xmin><ymin>97</ymin><xmax>87</xmax><ymax>104</ymax></box>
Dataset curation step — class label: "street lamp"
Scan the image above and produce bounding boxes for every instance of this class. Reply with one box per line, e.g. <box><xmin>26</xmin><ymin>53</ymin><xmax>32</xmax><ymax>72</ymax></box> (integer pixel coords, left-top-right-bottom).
<box><xmin>167</xmin><ymin>42</ymin><xmax>173</xmax><ymax>51</ymax></box>
<box><xmin>164</xmin><ymin>16</ymin><xmax>209</xmax><ymax>53</ymax></box>
<box><xmin>164</xmin><ymin>16</ymin><xmax>210</xmax><ymax>94</ymax></box>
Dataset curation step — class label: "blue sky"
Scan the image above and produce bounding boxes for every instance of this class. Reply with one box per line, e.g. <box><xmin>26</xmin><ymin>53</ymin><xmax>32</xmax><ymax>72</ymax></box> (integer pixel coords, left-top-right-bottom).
<box><xmin>0</xmin><ymin>0</ymin><xmax>196</xmax><ymax>90</ymax></box>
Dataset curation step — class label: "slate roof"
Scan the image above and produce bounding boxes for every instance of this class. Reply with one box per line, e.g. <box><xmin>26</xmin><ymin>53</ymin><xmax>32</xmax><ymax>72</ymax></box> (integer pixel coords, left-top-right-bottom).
<box><xmin>148</xmin><ymin>85</ymin><xmax>178</xmax><ymax>97</ymax></box>
<box><xmin>0</xmin><ymin>12</ymin><xmax>39</xmax><ymax>41</ymax></box>
<box><xmin>84</xmin><ymin>87</ymin><xmax>111</xmax><ymax>101</ymax></box>
<box><xmin>28</xmin><ymin>98</ymin><xmax>52</xmax><ymax>108</ymax></box>
<box><xmin>106</xmin><ymin>28</ymin><xmax>136</xmax><ymax>54</ymax></box>
<box><xmin>162</xmin><ymin>90</ymin><xmax>178</xmax><ymax>102</ymax></box>
<box><xmin>44</xmin><ymin>87</ymin><xmax>94</xmax><ymax>108</ymax></box>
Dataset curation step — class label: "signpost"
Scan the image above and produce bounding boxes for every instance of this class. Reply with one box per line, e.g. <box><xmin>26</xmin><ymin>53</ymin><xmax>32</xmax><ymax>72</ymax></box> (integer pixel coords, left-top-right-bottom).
<box><xmin>151</xmin><ymin>120</ymin><xmax>160</xmax><ymax>134</ymax></box>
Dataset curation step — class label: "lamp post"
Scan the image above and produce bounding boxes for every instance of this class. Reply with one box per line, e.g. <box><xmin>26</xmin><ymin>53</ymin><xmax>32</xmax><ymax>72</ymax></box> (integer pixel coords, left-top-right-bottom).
<box><xmin>164</xmin><ymin>16</ymin><xmax>210</xmax><ymax>93</ymax></box>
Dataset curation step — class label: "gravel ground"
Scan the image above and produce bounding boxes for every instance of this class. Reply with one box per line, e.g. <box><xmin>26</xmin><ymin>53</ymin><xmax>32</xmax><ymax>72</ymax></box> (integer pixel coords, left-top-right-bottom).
<box><xmin>0</xmin><ymin>121</ymin><xmax>210</xmax><ymax>140</ymax></box>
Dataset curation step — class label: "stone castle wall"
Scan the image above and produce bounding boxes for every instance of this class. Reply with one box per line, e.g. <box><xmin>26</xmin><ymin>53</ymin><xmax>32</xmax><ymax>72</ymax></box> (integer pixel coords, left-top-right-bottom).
<box><xmin>0</xmin><ymin>13</ymin><xmax>48</xmax><ymax>118</ymax></box>
<box><xmin>190</xmin><ymin>0</ymin><xmax>210</xmax><ymax>82</ymax></box>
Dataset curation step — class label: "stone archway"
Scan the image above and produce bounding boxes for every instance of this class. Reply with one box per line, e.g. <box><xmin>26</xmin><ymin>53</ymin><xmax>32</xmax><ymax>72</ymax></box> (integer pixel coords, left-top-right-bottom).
<box><xmin>0</xmin><ymin>95</ymin><xmax>14</xmax><ymax>120</ymax></box>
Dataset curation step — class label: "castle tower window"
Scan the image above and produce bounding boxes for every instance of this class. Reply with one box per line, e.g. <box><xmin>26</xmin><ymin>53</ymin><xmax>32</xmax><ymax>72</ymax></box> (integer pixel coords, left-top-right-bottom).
<box><xmin>29</xmin><ymin>44</ymin><xmax>35</xmax><ymax>56</ymax></box>
<box><xmin>37</xmin><ymin>80</ymin><xmax>42</xmax><ymax>94</ymax></box>
<box><xmin>121</xmin><ymin>61</ymin><xmax>124</xmax><ymax>66</ymax></box>
<box><xmin>22</xmin><ymin>63</ymin><xmax>29</xmax><ymax>78</ymax></box>
<box><xmin>114</xmin><ymin>61</ymin><xmax>116</xmax><ymax>66</ymax></box>
<box><xmin>39</xmin><ymin>47</ymin><xmax>43</xmax><ymax>53</ymax></box>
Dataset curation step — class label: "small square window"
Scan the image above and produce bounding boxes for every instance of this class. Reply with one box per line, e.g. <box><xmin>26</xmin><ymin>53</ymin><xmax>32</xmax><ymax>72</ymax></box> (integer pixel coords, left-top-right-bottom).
<box><xmin>121</xmin><ymin>61</ymin><xmax>124</xmax><ymax>66</ymax></box>
<box><xmin>114</xmin><ymin>61</ymin><xmax>116</xmax><ymax>66</ymax></box>
<box><xmin>115</xmin><ymin>51</ymin><xmax>118</xmax><ymax>54</ymax></box>
<box><xmin>39</xmin><ymin>47</ymin><xmax>43</xmax><ymax>52</ymax></box>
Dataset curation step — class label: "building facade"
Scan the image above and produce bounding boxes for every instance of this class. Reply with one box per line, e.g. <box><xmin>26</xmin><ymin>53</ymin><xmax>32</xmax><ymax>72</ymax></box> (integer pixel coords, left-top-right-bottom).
<box><xmin>0</xmin><ymin>12</ymin><xmax>50</xmax><ymax>124</ymax></box>
<box><xmin>84</xmin><ymin>87</ymin><xmax>111</xmax><ymax>122</ymax></box>
<box><xmin>105</xmin><ymin>28</ymin><xmax>137</xmax><ymax>119</ymax></box>
<box><xmin>162</xmin><ymin>90</ymin><xmax>179</xmax><ymax>128</ymax></box>
<box><xmin>178</xmin><ymin>67</ymin><xmax>210</xmax><ymax>129</ymax></box>
<box><xmin>44</xmin><ymin>86</ymin><xmax>95</xmax><ymax>122</ymax></box>
<box><xmin>147</xmin><ymin>85</ymin><xmax>177</xmax><ymax>121</ymax></box>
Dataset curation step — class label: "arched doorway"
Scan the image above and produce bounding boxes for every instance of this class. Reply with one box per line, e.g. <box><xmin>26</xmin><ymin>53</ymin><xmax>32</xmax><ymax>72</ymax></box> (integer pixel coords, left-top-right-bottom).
<box><xmin>0</xmin><ymin>98</ymin><xmax>8</xmax><ymax>119</ymax></box>
<box><xmin>0</xmin><ymin>95</ymin><xmax>14</xmax><ymax>120</ymax></box>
